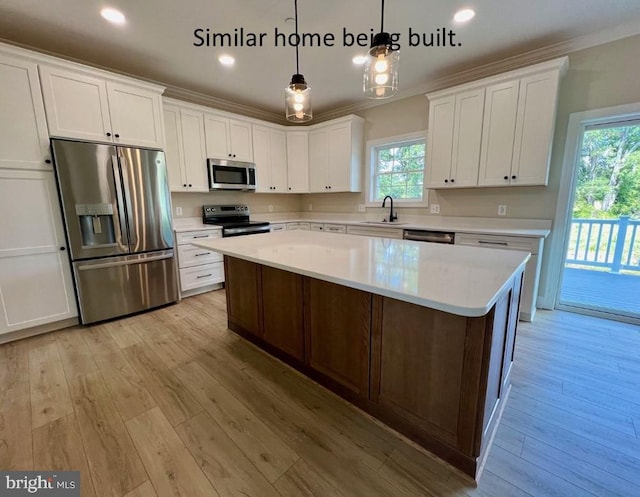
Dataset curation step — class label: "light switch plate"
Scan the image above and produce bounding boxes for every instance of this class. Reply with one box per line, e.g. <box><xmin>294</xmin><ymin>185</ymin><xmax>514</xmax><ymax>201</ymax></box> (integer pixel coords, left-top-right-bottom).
<box><xmin>308</xmin><ymin>204</ymin><xmax>313</xmax><ymax>211</ymax></box>
<box><xmin>175</xmin><ymin>206</ymin><xmax>182</xmax><ymax>216</ymax></box>
<box><xmin>430</xmin><ymin>204</ymin><xmax>440</xmax><ymax>214</ymax></box>
<box><xmin>358</xmin><ymin>204</ymin><xmax>366</xmax><ymax>213</ymax></box>
<box><xmin>268</xmin><ymin>204</ymin><xmax>274</xmax><ymax>212</ymax></box>
<box><xmin>498</xmin><ymin>205</ymin><xmax>507</xmax><ymax>216</ymax></box>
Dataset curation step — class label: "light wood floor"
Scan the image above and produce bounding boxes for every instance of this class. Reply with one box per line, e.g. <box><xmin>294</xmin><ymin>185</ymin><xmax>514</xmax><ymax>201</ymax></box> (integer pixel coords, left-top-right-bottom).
<box><xmin>1</xmin><ymin>290</ymin><xmax>639</xmax><ymax>497</ymax></box>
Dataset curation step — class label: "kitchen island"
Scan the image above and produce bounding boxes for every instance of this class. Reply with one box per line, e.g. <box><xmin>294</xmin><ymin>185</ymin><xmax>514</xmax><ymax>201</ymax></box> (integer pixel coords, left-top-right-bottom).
<box><xmin>194</xmin><ymin>231</ymin><xmax>529</xmax><ymax>480</ymax></box>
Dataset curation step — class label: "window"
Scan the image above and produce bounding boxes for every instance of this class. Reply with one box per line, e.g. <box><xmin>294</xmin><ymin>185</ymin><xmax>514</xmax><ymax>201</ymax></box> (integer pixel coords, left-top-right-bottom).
<box><xmin>366</xmin><ymin>132</ymin><xmax>427</xmax><ymax>205</ymax></box>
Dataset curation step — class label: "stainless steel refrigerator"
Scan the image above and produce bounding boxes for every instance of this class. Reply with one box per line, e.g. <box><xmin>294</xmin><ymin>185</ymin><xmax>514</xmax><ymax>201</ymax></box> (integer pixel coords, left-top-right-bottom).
<box><xmin>52</xmin><ymin>139</ymin><xmax>178</xmax><ymax>324</ymax></box>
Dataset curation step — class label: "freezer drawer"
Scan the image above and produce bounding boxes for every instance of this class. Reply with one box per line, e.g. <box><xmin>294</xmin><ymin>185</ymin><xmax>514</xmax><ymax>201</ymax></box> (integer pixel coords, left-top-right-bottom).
<box><xmin>73</xmin><ymin>250</ymin><xmax>178</xmax><ymax>324</ymax></box>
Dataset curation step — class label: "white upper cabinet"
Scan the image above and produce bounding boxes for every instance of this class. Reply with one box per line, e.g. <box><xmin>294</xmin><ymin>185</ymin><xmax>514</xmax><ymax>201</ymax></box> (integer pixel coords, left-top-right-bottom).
<box><xmin>0</xmin><ymin>169</ymin><xmax>77</xmax><ymax>335</ymax></box>
<box><xmin>0</xmin><ymin>54</ymin><xmax>51</xmax><ymax>170</ymax></box>
<box><xmin>163</xmin><ymin>102</ymin><xmax>208</xmax><ymax>192</ymax></box>
<box><xmin>39</xmin><ymin>65</ymin><xmax>164</xmax><ymax>149</ymax></box>
<box><xmin>308</xmin><ymin>116</ymin><xmax>363</xmax><ymax>193</ymax></box>
<box><xmin>286</xmin><ymin>131</ymin><xmax>309</xmax><ymax>193</ymax></box>
<box><xmin>204</xmin><ymin>114</ymin><xmax>253</xmax><ymax>161</ymax></box>
<box><xmin>427</xmin><ymin>57</ymin><xmax>567</xmax><ymax>189</ymax></box>
<box><xmin>253</xmin><ymin>125</ymin><xmax>287</xmax><ymax>193</ymax></box>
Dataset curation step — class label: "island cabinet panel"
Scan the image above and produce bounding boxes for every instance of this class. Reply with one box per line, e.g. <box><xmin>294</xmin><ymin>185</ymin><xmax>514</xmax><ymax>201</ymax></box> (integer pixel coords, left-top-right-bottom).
<box><xmin>303</xmin><ymin>278</ymin><xmax>371</xmax><ymax>397</ymax></box>
<box><xmin>261</xmin><ymin>266</ymin><xmax>305</xmax><ymax>362</ymax></box>
<box><xmin>370</xmin><ymin>296</ymin><xmax>489</xmax><ymax>460</ymax></box>
<box><xmin>224</xmin><ymin>257</ymin><xmax>262</xmax><ymax>338</ymax></box>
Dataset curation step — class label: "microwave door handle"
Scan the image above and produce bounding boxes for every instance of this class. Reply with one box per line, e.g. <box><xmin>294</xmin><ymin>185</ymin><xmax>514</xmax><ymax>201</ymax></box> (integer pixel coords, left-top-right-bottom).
<box><xmin>111</xmin><ymin>155</ymin><xmax>129</xmax><ymax>248</ymax></box>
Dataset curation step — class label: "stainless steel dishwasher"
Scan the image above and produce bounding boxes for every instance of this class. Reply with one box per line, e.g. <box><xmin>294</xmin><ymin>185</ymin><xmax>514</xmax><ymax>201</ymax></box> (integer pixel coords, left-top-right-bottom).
<box><xmin>403</xmin><ymin>229</ymin><xmax>455</xmax><ymax>244</ymax></box>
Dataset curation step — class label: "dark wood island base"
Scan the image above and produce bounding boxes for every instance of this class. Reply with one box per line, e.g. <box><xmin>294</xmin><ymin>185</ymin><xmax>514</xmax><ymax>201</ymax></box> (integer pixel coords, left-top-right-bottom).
<box><xmin>223</xmin><ymin>255</ymin><xmax>523</xmax><ymax>480</ymax></box>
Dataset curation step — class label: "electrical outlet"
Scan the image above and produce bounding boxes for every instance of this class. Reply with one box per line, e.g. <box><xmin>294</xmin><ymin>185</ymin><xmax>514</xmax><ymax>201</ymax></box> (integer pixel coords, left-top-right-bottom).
<box><xmin>268</xmin><ymin>204</ymin><xmax>274</xmax><ymax>212</ymax></box>
<box><xmin>175</xmin><ymin>206</ymin><xmax>182</xmax><ymax>216</ymax></box>
<box><xmin>308</xmin><ymin>203</ymin><xmax>313</xmax><ymax>211</ymax></box>
<box><xmin>358</xmin><ymin>204</ymin><xmax>366</xmax><ymax>213</ymax></box>
<box><xmin>498</xmin><ymin>204</ymin><xmax>507</xmax><ymax>216</ymax></box>
<box><xmin>430</xmin><ymin>204</ymin><xmax>440</xmax><ymax>214</ymax></box>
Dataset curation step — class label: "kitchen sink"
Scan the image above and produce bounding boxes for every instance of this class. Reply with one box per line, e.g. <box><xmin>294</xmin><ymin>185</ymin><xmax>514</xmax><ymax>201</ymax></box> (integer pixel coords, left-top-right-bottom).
<box><xmin>359</xmin><ymin>221</ymin><xmax>408</xmax><ymax>226</ymax></box>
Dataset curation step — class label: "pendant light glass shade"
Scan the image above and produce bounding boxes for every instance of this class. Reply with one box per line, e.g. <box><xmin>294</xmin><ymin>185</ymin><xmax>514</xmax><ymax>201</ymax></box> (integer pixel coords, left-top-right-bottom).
<box><xmin>285</xmin><ymin>0</ymin><xmax>312</xmax><ymax>122</ymax></box>
<box><xmin>363</xmin><ymin>1</ymin><xmax>399</xmax><ymax>99</ymax></box>
<box><xmin>285</xmin><ymin>74</ymin><xmax>312</xmax><ymax>122</ymax></box>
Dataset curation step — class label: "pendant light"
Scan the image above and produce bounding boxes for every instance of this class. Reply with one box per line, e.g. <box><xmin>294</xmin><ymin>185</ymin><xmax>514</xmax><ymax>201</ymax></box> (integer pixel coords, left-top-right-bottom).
<box><xmin>363</xmin><ymin>0</ymin><xmax>399</xmax><ymax>99</ymax></box>
<box><xmin>285</xmin><ymin>0</ymin><xmax>312</xmax><ymax>122</ymax></box>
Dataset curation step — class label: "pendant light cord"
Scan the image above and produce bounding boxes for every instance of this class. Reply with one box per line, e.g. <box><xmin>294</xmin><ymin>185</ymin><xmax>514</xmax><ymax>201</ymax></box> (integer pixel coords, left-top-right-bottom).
<box><xmin>381</xmin><ymin>0</ymin><xmax>385</xmax><ymax>33</ymax></box>
<box><xmin>295</xmin><ymin>0</ymin><xmax>300</xmax><ymax>74</ymax></box>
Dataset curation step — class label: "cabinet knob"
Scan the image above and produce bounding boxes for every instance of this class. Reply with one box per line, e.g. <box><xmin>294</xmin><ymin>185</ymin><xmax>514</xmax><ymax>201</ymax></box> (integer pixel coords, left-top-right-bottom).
<box><xmin>504</xmin><ymin>176</ymin><xmax>509</xmax><ymax>180</ymax></box>
<box><xmin>188</xmin><ymin>184</ymin><xmax>192</xmax><ymax>187</ymax></box>
<box><xmin>106</xmin><ymin>132</ymin><xmax>112</xmax><ymax>137</ymax></box>
<box><xmin>444</xmin><ymin>179</ymin><xmax>449</xmax><ymax>183</ymax></box>
<box><xmin>45</xmin><ymin>159</ymin><xmax>52</xmax><ymax>164</ymax></box>
<box><xmin>328</xmin><ymin>186</ymin><xmax>331</xmax><ymax>189</ymax></box>
<box><xmin>512</xmin><ymin>175</ymin><xmax>516</xmax><ymax>180</ymax></box>
<box><xmin>233</xmin><ymin>154</ymin><xmax>236</xmax><ymax>158</ymax></box>
<box><xmin>288</xmin><ymin>187</ymin><xmax>291</xmax><ymax>190</ymax></box>
<box><xmin>450</xmin><ymin>178</ymin><xmax>455</xmax><ymax>183</ymax></box>
<box><xmin>114</xmin><ymin>133</ymin><xmax>120</xmax><ymax>138</ymax></box>
<box><xmin>183</xmin><ymin>184</ymin><xmax>187</xmax><ymax>187</ymax></box>
<box><xmin>228</xmin><ymin>154</ymin><xmax>232</xmax><ymax>157</ymax></box>
<box><xmin>60</xmin><ymin>246</ymin><xmax>66</xmax><ymax>251</ymax></box>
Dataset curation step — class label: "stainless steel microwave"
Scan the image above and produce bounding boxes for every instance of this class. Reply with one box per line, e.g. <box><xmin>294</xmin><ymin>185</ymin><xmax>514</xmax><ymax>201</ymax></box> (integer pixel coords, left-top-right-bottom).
<box><xmin>208</xmin><ymin>158</ymin><xmax>256</xmax><ymax>191</ymax></box>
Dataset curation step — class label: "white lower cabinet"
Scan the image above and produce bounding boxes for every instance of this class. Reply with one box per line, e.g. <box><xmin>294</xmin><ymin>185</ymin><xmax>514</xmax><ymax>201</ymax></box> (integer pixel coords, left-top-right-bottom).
<box><xmin>346</xmin><ymin>225</ymin><xmax>404</xmax><ymax>239</ymax></box>
<box><xmin>323</xmin><ymin>224</ymin><xmax>346</xmax><ymax>234</ymax></box>
<box><xmin>176</xmin><ymin>229</ymin><xmax>224</xmax><ymax>296</ymax></box>
<box><xmin>286</xmin><ymin>222</ymin><xmax>310</xmax><ymax>231</ymax></box>
<box><xmin>0</xmin><ymin>170</ymin><xmax>77</xmax><ymax>336</ymax></box>
<box><xmin>455</xmin><ymin>232</ymin><xmax>544</xmax><ymax>321</ymax></box>
<box><xmin>270</xmin><ymin>223</ymin><xmax>286</xmax><ymax>232</ymax></box>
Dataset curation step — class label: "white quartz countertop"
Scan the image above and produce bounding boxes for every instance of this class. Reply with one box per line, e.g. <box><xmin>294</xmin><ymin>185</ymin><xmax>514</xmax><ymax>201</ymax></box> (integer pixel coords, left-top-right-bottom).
<box><xmin>173</xmin><ymin>218</ymin><xmax>221</xmax><ymax>233</ymax></box>
<box><xmin>195</xmin><ymin>231</ymin><xmax>530</xmax><ymax>317</ymax></box>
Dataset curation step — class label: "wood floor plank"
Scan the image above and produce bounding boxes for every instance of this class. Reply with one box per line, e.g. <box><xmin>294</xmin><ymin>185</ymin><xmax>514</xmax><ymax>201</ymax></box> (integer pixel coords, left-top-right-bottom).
<box><xmin>107</xmin><ymin>318</ymin><xmax>144</xmax><ymax>348</ymax></box>
<box><xmin>521</xmin><ymin>435</ymin><xmax>639</xmax><ymax>497</ymax></box>
<box><xmin>29</xmin><ymin>341</ymin><xmax>73</xmax><ymax>429</ymax></box>
<box><xmin>492</xmin><ymin>424</ymin><xmax>525</xmax><ymax>456</ymax></box>
<box><xmin>122</xmin><ymin>343</ymin><xmax>202</xmax><ymax>426</ymax></box>
<box><xmin>83</xmin><ymin>327</ymin><xmax>156</xmax><ymax>421</ymax></box>
<box><xmin>0</xmin><ymin>340</ymin><xmax>32</xmax><ymax>470</ymax></box>
<box><xmin>68</xmin><ymin>372</ymin><xmax>147</xmax><ymax>497</ymax></box>
<box><xmin>56</xmin><ymin>328</ymin><xmax>98</xmax><ymax>378</ymax></box>
<box><xmin>175</xmin><ymin>411</ymin><xmax>283</xmax><ymax>497</ymax></box>
<box><xmin>274</xmin><ymin>459</ymin><xmax>346</xmax><ymax>497</ymax></box>
<box><xmin>123</xmin><ymin>481</ymin><xmax>158</xmax><ymax>497</ymax></box>
<box><xmin>126</xmin><ymin>407</ymin><xmax>220</xmax><ymax>497</ymax></box>
<box><xmin>33</xmin><ymin>413</ymin><xmax>96</xmax><ymax>497</ymax></box>
<box><xmin>173</xmin><ymin>361</ymin><xmax>297</xmax><ymax>483</ymax></box>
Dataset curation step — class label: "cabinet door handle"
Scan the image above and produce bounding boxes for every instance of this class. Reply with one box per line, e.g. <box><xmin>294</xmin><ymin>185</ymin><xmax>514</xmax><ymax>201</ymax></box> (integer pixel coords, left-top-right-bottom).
<box><xmin>478</xmin><ymin>240</ymin><xmax>509</xmax><ymax>246</ymax></box>
<box><xmin>512</xmin><ymin>175</ymin><xmax>516</xmax><ymax>180</ymax></box>
<box><xmin>450</xmin><ymin>178</ymin><xmax>455</xmax><ymax>183</ymax></box>
<box><xmin>45</xmin><ymin>159</ymin><xmax>52</xmax><ymax>164</ymax></box>
<box><xmin>106</xmin><ymin>132</ymin><xmax>112</xmax><ymax>137</ymax></box>
<box><xmin>188</xmin><ymin>183</ymin><xmax>192</xmax><ymax>187</ymax></box>
<box><xmin>60</xmin><ymin>246</ymin><xmax>66</xmax><ymax>251</ymax></box>
<box><xmin>194</xmin><ymin>252</ymin><xmax>210</xmax><ymax>256</ymax></box>
<box><xmin>504</xmin><ymin>175</ymin><xmax>509</xmax><ymax>180</ymax></box>
<box><xmin>114</xmin><ymin>133</ymin><xmax>120</xmax><ymax>138</ymax></box>
<box><xmin>183</xmin><ymin>183</ymin><xmax>187</xmax><ymax>187</ymax></box>
<box><xmin>444</xmin><ymin>179</ymin><xmax>449</xmax><ymax>183</ymax></box>
<box><xmin>196</xmin><ymin>274</ymin><xmax>212</xmax><ymax>279</ymax></box>
<box><xmin>192</xmin><ymin>235</ymin><xmax>209</xmax><ymax>239</ymax></box>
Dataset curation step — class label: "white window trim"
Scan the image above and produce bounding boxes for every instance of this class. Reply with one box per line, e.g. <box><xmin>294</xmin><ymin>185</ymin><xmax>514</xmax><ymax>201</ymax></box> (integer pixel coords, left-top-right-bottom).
<box><xmin>365</xmin><ymin>131</ymin><xmax>429</xmax><ymax>207</ymax></box>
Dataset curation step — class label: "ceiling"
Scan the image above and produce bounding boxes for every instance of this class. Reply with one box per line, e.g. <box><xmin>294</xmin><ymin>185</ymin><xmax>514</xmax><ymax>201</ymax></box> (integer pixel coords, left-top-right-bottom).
<box><xmin>2</xmin><ymin>0</ymin><xmax>640</xmax><ymax>121</ymax></box>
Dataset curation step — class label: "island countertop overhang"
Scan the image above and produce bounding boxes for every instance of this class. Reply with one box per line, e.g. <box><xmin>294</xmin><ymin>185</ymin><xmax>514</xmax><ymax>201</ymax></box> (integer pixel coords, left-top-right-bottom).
<box><xmin>194</xmin><ymin>231</ymin><xmax>530</xmax><ymax>317</ymax></box>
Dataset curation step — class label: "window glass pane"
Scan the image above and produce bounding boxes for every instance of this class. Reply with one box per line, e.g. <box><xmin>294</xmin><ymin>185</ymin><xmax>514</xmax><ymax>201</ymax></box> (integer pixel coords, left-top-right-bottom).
<box><xmin>372</xmin><ymin>140</ymin><xmax>425</xmax><ymax>201</ymax></box>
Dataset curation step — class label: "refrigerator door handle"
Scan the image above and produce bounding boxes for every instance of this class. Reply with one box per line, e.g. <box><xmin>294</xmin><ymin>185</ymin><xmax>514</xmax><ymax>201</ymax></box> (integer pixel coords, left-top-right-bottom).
<box><xmin>76</xmin><ymin>252</ymin><xmax>174</xmax><ymax>271</ymax></box>
<box><xmin>111</xmin><ymin>154</ymin><xmax>130</xmax><ymax>248</ymax></box>
<box><xmin>117</xmin><ymin>151</ymin><xmax>139</xmax><ymax>250</ymax></box>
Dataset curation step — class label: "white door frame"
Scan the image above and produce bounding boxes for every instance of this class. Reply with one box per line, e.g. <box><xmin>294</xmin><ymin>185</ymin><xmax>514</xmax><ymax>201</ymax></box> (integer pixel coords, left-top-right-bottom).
<box><xmin>543</xmin><ymin>101</ymin><xmax>640</xmax><ymax>312</ymax></box>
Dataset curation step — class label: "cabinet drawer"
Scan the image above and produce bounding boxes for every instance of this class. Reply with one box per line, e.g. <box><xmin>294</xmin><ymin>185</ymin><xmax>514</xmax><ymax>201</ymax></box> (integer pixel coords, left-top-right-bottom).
<box><xmin>270</xmin><ymin>223</ymin><xmax>286</xmax><ymax>232</ymax></box>
<box><xmin>310</xmin><ymin>223</ymin><xmax>324</xmax><ymax>232</ymax></box>
<box><xmin>455</xmin><ymin>233</ymin><xmax>540</xmax><ymax>254</ymax></box>
<box><xmin>177</xmin><ymin>244</ymin><xmax>222</xmax><ymax>268</ymax></box>
<box><xmin>179</xmin><ymin>262</ymin><xmax>224</xmax><ymax>290</ymax></box>
<box><xmin>176</xmin><ymin>229</ymin><xmax>221</xmax><ymax>245</ymax></box>
<box><xmin>323</xmin><ymin>224</ymin><xmax>346</xmax><ymax>234</ymax></box>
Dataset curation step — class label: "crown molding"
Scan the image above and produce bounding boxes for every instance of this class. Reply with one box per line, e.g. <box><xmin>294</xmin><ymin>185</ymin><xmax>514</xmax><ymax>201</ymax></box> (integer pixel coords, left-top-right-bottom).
<box><xmin>315</xmin><ymin>17</ymin><xmax>640</xmax><ymax>121</ymax></box>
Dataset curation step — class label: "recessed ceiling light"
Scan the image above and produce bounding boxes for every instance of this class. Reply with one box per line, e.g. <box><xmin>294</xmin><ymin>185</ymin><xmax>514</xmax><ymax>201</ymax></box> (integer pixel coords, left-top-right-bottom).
<box><xmin>218</xmin><ymin>54</ymin><xmax>235</xmax><ymax>66</ymax></box>
<box><xmin>100</xmin><ymin>7</ymin><xmax>126</xmax><ymax>25</ymax></box>
<box><xmin>352</xmin><ymin>55</ymin><xmax>367</xmax><ymax>65</ymax></box>
<box><xmin>454</xmin><ymin>8</ymin><xmax>475</xmax><ymax>23</ymax></box>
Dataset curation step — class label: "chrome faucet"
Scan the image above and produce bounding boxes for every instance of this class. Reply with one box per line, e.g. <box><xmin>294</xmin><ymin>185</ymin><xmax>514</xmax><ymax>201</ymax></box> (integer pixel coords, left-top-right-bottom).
<box><xmin>381</xmin><ymin>195</ymin><xmax>397</xmax><ymax>222</ymax></box>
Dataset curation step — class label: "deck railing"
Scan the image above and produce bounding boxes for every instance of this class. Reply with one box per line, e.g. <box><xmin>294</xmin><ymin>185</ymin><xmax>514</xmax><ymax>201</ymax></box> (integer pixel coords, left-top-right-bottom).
<box><xmin>566</xmin><ymin>216</ymin><xmax>640</xmax><ymax>273</ymax></box>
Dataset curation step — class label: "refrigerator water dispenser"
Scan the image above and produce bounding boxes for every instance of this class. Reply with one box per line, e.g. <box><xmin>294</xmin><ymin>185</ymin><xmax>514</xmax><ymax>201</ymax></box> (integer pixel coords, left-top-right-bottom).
<box><xmin>75</xmin><ymin>203</ymin><xmax>116</xmax><ymax>247</ymax></box>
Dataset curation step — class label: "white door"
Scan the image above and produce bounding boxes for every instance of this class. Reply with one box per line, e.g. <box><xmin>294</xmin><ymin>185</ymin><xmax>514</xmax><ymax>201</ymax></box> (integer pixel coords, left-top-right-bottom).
<box><xmin>229</xmin><ymin>120</ymin><xmax>253</xmax><ymax>161</ymax></box>
<box><xmin>0</xmin><ymin>170</ymin><xmax>77</xmax><ymax>334</ymax></box>
<box><xmin>39</xmin><ymin>65</ymin><xmax>112</xmax><ymax>143</ymax></box>
<box><xmin>286</xmin><ymin>131</ymin><xmax>309</xmax><ymax>193</ymax></box>
<box><xmin>163</xmin><ymin>105</ymin><xmax>187</xmax><ymax>192</ymax></box>
<box><xmin>511</xmin><ymin>71</ymin><xmax>560</xmax><ymax>186</ymax></box>
<box><xmin>106</xmin><ymin>82</ymin><xmax>164</xmax><ymax>149</ymax></box>
<box><xmin>327</xmin><ymin>123</ymin><xmax>351</xmax><ymax>191</ymax></box>
<box><xmin>0</xmin><ymin>55</ymin><xmax>51</xmax><ymax>170</ymax></box>
<box><xmin>252</xmin><ymin>125</ymin><xmax>271</xmax><ymax>192</ymax></box>
<box><xmin>450</xmin><ymin>89</ymin><xmax>485</xmax><ymax>187</ymax></box>
<box><xmin>269</xmin><ymin>129</ymin><xmax>288</xmax><ymax>192</ymax></box>
<box><xmin>180</xmin><ymin>109</ymin><xmax>208</xmax><ymax>191</ymax></box>
<box><xmin>478</xmin><ymin>79</ymin><xmax>520</xmax><ymax>186</ymax></box>
<box><xmin>425</xmin><ymin>96</ymin><xmax>455</xmax><ymax>188</ymax></box>
<box><xmin>204</xmin><ymin>114</ymin><xmax>230</xmax><ymax>159</ymax></box>
<box><xmin>308</xmin><ymin>129</ymin><xmax>328</xmax><ymax>192</ymax></box>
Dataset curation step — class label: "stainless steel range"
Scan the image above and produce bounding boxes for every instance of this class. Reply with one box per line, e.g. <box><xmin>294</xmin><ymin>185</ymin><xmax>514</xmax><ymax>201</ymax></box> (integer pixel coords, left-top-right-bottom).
<box><xmin>202</xmin><ymin>204</ymin><xmax>270</xmax><ymax>237</ymax></box>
